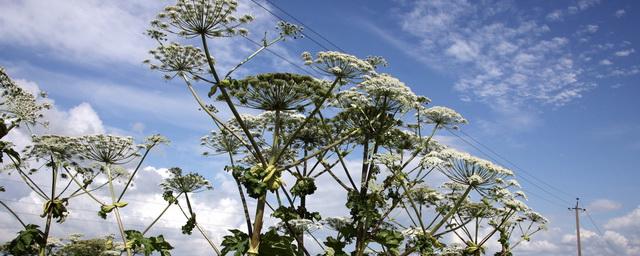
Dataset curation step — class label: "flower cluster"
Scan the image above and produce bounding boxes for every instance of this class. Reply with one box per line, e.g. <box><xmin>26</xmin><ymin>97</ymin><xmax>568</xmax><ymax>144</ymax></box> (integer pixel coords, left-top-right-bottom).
<box><xmin>224</xmin><ymin>73</ymin><xmax>323</xmax><ymax>111</ymax></box>
<box><xmin>160</xmin><ymin>167</ymin><xmax>212</xmax><ymax>193</ymax></box>
<box><xmin>144</xmin><ymin>134</ymin><xmax>170</xmax><ymax>149</ymax></box>
<box><xmin>276</xmin><ymin>219</ymin><xmax>322</xmax><ymax>233</ymax></box>
<box><xmin>302</xmin><ymin>51</ymin><xmax>375</xmax><ymax>80</ymax></box>
<box><xmin>419</xmin><ymin>106</ymin><xmax>468</xmax><ymax>129</ymax></box>
<box><xmin>0</xmin><ymin>68</ymin><xmax>51</xmax><ymax>127</ymax></box>
<box><xmin>25</xmin><ymin>135</ymin><xmax>82</xmax><ymax>161</ymax></box>
<box><xmin>152</xmin><ymin>0</ymin><xmax>253</xmax><ymax>38</ymax></box>
<box><xmin>276</xmin><ymin>21</ymin><xmax>303</xmax><ymax>40</ymax></box>
<box><xmin>358</xmin><ymin>74</ymin><xmax>421</xmax><ymax>112</ymax></box>
<box><xmin>435</xmin><ymin>148</ymin><xmax>513</xmax><ymax>189</ymax></box>
<box><xmin>322</xmin><ymin>216</ymin><xmax>351</xmax><ymax>231</ymax></box>
<box><xmin>76</xmin><ymin>135</ymin><xmax>140</xmax><ymax>165</ymax></box>
<box><xmin>201</xmin><ymin>127</ymin><xmax>243</xmax><ymax>155</ymax></box>
<box><xmin>145</xmin><ymin>43</ymin><xmax>206</xmax><ymax>79</ymax></box>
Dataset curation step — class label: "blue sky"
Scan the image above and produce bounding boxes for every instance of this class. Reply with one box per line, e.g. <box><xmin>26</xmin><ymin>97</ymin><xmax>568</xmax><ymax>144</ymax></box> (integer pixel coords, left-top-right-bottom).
<box><xmin>1</xmin><ymin>0</ymin><xmax>639</xmax><ymax>255</ymax></box>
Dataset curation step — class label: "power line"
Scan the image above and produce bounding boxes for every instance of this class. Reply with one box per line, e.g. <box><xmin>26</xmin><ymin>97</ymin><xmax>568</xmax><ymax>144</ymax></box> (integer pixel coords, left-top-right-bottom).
<box><xmin>260</xmin><ymin>0</ymin><xmax>347</xmax><ymax>52</ymax></box>
<box><xmin>0</xmin><ymin>178</ymin><xmax>239</xmax><ymax>214</ymax></box>
<box><xmin>445</xmin><ymin>128</ymin><xmax>573</xmax><ymax>206</ymax></box>
<box><xmin>234</xmin><ymin>32</ymin><xmax>317</xmax><ymax>76</ymax></box>
<box><xmin>456</xmin><ymin>129</ymin><xmax>575</xmax><ymax>199</ymax></box>
<box><xmin>585</xmin><ymin>210</ymin><xmax>617</xmax><ymax>252</ymax></box>
<box><xmin>0</xmin><ymin>197</ymin><xmax>239</xmax><ymax>223</ymax></box>
<box><xmin>248</xmin><ymin>0</ymin><xmax>334</xmax><ymax>52</ymax></box>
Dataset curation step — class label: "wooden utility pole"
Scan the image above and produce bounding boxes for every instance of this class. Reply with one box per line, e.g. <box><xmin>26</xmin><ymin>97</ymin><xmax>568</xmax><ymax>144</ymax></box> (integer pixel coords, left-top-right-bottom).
<box><xmin>569</xmin><ymin>198</ymin><xmax>586</xmax><ymax>256</ymax></box>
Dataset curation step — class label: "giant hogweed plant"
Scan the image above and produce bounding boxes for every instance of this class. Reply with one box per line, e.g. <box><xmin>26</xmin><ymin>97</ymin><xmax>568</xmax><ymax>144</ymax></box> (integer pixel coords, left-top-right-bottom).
<box><xmin>0</xmin><ymin>69</ymin><xmax>218</xmax><ymax>256</ymax></box>
<box><xmin>0</xmin><ymin>0</ymin><xmax>548</xmax><ymax>255</ymax></box>
<box><xmin>141</xmin><ymin>0</ymin><xmax>547</xmax><ymax>255</ymax></box>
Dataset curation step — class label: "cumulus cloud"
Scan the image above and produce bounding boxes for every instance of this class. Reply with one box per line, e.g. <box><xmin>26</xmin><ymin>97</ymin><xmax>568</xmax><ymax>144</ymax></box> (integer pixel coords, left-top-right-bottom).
<box><xmin>513</xmin><ymin>206</ymin><xmax>640</xmax><ymax>255</ymax></box>
<box><xmin>615</xmin><ymin>9</ymin><xmax>626</xmax><ymax>18</ymax></box>
<box><xmin>588</xmin><ymin>199</ymin><xmax>622</xmax><ymax>212</ymax></box>
<box><xmin>0</xmin><ymin>0</ymin><xmax>298</xmax><ymax>72</ymax></box>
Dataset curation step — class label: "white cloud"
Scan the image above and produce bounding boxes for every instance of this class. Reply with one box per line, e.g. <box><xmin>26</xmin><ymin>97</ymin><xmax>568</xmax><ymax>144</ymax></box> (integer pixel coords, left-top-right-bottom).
<box><xmin>588</xmin><ymin>199</ymin><xmax>622</xmax><ymax>212</ymax></box>
<box><xmin>546</xmin><ymin>10</ymin><xmax>563</xmax><ymax>21</ymax></box>
<box><xmin>586</xmin><ymin>24</ymin><xmax>599</xmax><ymax>33</ymax></box>
<box><xmin>605</xmin><ymin>206</ymin><xmax>640</xmax><ymax>231</ymax></box>
<box><xmin>615</xmin><ymin>9</ymin><xmax>626</xmax><ymax>18</ymax></box>
<box><xmin>600</xmin><ymin>59</ymin><xmax>613</xmax><ymax>65</ymax></box>
<box><xmin>394</xmin><ymin>0</ymin><xmax>595</xmax><ymax>108</ymax></box>
<box><xmin>0</xmin><ymin>0</ymin><xmax>159</xmax><ymax>65</ymax></box>
<box><xmin>568</xmin><ymin>0</ymin><xmax>601</xmax><ymax>14</ymax></box>
<box><xmin>615</xmin><ymin>49</ymin><xmax>635</xmax><ymax>57</ymax></box>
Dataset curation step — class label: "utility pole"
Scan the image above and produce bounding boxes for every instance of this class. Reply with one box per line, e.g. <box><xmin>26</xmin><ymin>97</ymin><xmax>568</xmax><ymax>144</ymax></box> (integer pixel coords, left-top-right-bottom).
<box><xmin>569</xmin><ymin>198</ymin><xmax>586</xmax><ymax>256</ymax></box>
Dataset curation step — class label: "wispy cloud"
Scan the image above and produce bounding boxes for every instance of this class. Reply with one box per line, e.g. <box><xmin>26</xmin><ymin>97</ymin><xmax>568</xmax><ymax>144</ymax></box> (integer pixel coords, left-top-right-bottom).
<box><xmin>396</xmin><ymin>0</ymin><xmax>595</xmax><ymax>107</ymax></box>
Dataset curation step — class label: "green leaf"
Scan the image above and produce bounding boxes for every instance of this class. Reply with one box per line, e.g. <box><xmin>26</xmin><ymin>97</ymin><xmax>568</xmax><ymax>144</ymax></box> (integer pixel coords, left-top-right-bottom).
<box><xmin>221</xmin><ymin>229</ymin><xmax>249</xmax><ymax>256</ymax></box>
<box><xmin>258</xmin><ymin>229</ymin><xmax>296</xmax><ymax>256</ymax></box>
<box><xmin>125</xmin><ymin>230</ymin><xmax>173</xmax><ymax>256</ymax></box>
<box><xmin>290</xmin><ymin>177</ymin><xmax>317</xmax><ymax>197</ymax></box>
<box><xmin>181</xmin><ymin>215</ymin><xmax>196</xmax><ymax>235</ymax></box>
<box><xmin>5</xmin><ymin>224</ymin><xmax>44</xmax><ymax>255</ymax></box>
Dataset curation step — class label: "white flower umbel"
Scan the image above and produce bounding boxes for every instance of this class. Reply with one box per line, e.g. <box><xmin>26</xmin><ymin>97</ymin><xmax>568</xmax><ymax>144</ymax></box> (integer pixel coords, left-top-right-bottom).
<box><xmin>26</xmin><ymin>135</ymin><xmax>81</xmax><ymax>162</ymax></box>
<box><xmin>224</xmin><ymin>73</ymin><xmax>323</xmax><ymax>111</ymax></box>
<box><xmin>420</xmin><ymin>106</ymin><xmax>468</xmax><ymax>129</ymax></box>
<box><xmin>160</xmin><ymin>167</ymin><xmax>212</xmax><ymax>194</ymax></box>
<box><xmin>302</xmin><ymin>51</ymin><xmax>375</xmax><ymax>81</ymax></box>
<box><xmin>77</xmin><ymin>135</ymin><xmax>140</xmax><ymax>165</ymax></box>
<box><xmin>358</xmin><ymin>74</ymin><xmax>422</xmax><ymax>112</ymax></box>
<box><xmin>145</xmin><ymin>43</ymin><xmax>206</xmax><ymax>79</ymax></box>
<box><xmin>0</xmin><ymin>68</ymin><xmax>51</xmax><ymax>127</ymax></box>
<box><xmin>437</xmin><ymin>148</ymin><xmax>513</xmax><ymax>189</ymax></box>
<box><xmin>76</xmin><ymin>134</ymin><xmax>141</xmax><ymax>256</ymax></box>
<box><xmin>152</xmin><ymin>0</ymin><xmax>253</xmax><ymax>38</ymax></box>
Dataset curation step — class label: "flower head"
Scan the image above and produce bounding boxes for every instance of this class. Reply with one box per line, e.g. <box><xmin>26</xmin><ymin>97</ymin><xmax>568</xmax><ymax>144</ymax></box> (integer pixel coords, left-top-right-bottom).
<box><xmin>302</xmin><ymin>51</ymin><xmax>375</xmax><ymax>81</ymax></box>
<box><xmin>436</xmin><ymin>148</ymin><xmax>513</xmax><ymax>189</ymax></box>
<box><xmin>160</xmin><ymin>167</ymin><xmax>212</xmax><ymax>194</ymax></box>
<box><xmin>1</xmin><ymin>68</ymin><xmax>51</xmax><ymax>127</ymax></box>
<box><xmin>25</xmin><ymin>135</ymin><xmax>81</xmax><ymax>161</ymax></box>
<box><xmin>77</xmin><ymin>135</ymin><xmax>139</xmax><ymax>165</ymax></box>
<box><xmin>152</xmin><ymin>0</ymin><xmax>253</xmax><ymax>38</ymax></box>
<box><xmin>144</xmin><ymin>134</ymin><xmax>170</xmax><ymax>149</ymax></box>
<box><xmin>420</xmin><ymin>106</ymin><xmax>467</xmax><ymax>129</ymax></box>
<box><xmin>358</xmin><ymin>74</ymin><xmax>419</xmax><ymax>112</ymax></box>
<box><xmin>224</xmin><ymin>73</ymin><xmax>323</xmax><ymax>111</ymax></box>
<box><xmin>200</xmin><ymin>128</ymin><xmax>242</xmax><ymax>155</ymax></box>
<box><xmin>145</xmin><ymin>43</ymin><xmax>206</xmax><ymax>79</ymax></box>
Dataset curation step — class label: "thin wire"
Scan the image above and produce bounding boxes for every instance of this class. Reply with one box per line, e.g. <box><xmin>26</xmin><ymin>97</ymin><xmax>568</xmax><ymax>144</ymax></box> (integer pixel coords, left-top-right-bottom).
<box><xmin>585</xmin><ymin>210</ymin><xmax>617</xmax><ymax>252</ymax></box>
<box><xmin>235</xmin><ymin>33</ymin><xmax>317</xmax><ymax>76</ymax></box>
<box><xmin>445</xmin><ymin>128</ymin><xmax>573</xmax><ymax>206</ymax></box>
<box><xmin>259</xmin><ymin>0</ymin><xmax>347</xmax><ymax>52</ymax></box>
<box><xmin>248</xmin><ymin>0</ymin><xmax>333</xmax><ymax>51</ymax></box>
<box><xmin>0</xmin><ymin>198</ymin><xmax>236</xmax><ymax>227</ymax></box>
<box><xmin>457</xmin><ymin>129</ymin><xmax>575</xmax><ymax>199</ymax></box>
<box><xmin>0</xmin><ymin>177</ymin><xmax>239</xmax><ymax>214</ymax></box>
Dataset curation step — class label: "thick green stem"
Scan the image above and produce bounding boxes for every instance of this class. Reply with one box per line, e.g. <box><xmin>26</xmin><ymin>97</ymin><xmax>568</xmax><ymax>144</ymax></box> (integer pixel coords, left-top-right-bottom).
<box><xmin>0</xmin><ymin>200</ymin><xmax>26</xmax><ymax>228</ymax></box>
<box><xmin>105</xmin><ymin>164</ymin><xmax>132</xmax><ymax>256</ymax></box>
<box><xmin>430</xmin><ymin>185</ymin><xmax>473</xmax><ymax>234</ymax></box>
<box><xmin>40</xmin><ymin>157</ymin><xmax>57</xmax><ymax>256</ymax></box>
<box><xmin>142</xmin><ymin>193</ymin><xmax>182</xmax><ymax>235</ymax></box>
<box><xmin>248</xmin><ymin>195</ymin><xmax>266</xmax><ymax>256</ymax></box>
<box><xmin>200</xmin><ymin>34</ymin><xmax>267</xmax><ymax>167</ymax></box>
<box><xmin>117</xmin><ymin>147</ymin><xmax>152</xmax><ymax>202</ymax></box>
<box><xmin>176</xmin><ymin>202</ymin><xmax>221</xmax><ymax>255</ymax></box>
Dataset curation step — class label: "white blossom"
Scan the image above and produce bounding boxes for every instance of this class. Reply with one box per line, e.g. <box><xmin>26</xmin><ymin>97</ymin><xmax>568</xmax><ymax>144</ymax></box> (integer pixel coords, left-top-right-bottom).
<box><xmin>152</xmin><ymin>0</ymin><xmax>253</xmax><ymax>38</ymax></box>
<box><xmin>420</xmin><ymin>106</ymin><xmax>468</xmax><ymax>128</ymax></box>
<box><xmin>302</xmin><ymin>51</ymin><xmax>375</xmax><ymax>80</ymax></box>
